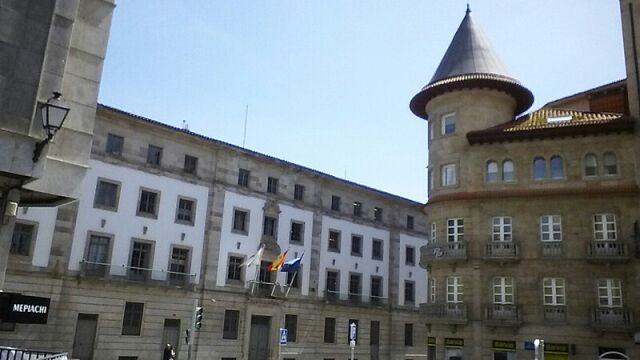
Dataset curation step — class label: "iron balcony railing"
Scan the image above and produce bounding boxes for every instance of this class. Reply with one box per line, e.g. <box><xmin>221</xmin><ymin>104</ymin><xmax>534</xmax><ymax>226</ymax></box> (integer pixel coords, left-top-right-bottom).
<box><xmin>323</xmin><ymin>290</ymin><xmax>388</xmax><ymax>306</ymax></box>
<box><xmin>0</xmin><ymin>347</ymin><xmax>67</xmax><ymax>360</ymax></box>
<box><xmin>421</xmin><ymin>241</ymin><xmax>466</xmax><ymax>263</ymax></box>
<box><xmin>543</xmin><ymin>305</ymin><xmax>567</xmax><ymax>322</ymax></box>
<box><xmin>485</xmin><ymin>241</ymin><xmax>519</xmax><ymax>259</ymax></box>
<box><xmin>485</xmin><ymin>304</ymin><xmax>521</xmax><ymax>323</ymax></box>
<box><xmin>421</xmin><ymin>303</ymin><xmax>467</xmax><ymax>323</ymax></box>
<box><xmin>592</xmin><ymin>307</ymin><xmax>633</xmax><ymax>330</ymax></box>
<box><xmin>587</xmin><ymin>241</ymin><xmax>628</xmax><ymax>260</ymax></box>
<box><xmin>79</xmin><ymin>260</ymin><xmax>196</xmax><ymax>287</ymax></box>
<box><xmin>541</xmin><ymin>242</ymin><xmax>563</xmax><ymax>257</ymax></box>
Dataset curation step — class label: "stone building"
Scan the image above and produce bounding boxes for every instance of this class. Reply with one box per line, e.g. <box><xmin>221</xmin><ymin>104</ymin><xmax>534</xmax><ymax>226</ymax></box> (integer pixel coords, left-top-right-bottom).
<box><xmin>410</xmin><ymin>6</ymin><xmax>640</xmax><ymax>360</ymax></box>
<box><xmin>1</xmin><ymin>103</ymin><xmax>429</xmax><ymax>360</ymax></box>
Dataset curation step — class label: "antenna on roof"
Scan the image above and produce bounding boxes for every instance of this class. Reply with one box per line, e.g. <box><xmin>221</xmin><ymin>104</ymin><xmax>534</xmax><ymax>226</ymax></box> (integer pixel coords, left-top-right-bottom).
<box><xmin>182</xmin><ymin>120</ymin><xmax>189</xmax><ymax>131</ymax></box>
<box><xmin>242</xmin><ymin>105</ymin><xmax>249</xmax><ymax>148</ymax></box>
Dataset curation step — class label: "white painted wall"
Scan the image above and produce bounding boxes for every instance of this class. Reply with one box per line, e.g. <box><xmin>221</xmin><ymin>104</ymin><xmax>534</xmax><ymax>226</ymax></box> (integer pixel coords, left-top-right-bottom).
<box><xmin>399</xmin><ymin>233</ymin><xmax>428</xmax><ymax>306</ymax></box>
<box><xmin>216</xmin><ymin>191</ymin><xmax>312</xmax><ymax>295</ymax></box>
<box><xmin>318</xmin><ymin>216</ymin><xmax>390</xmax><ymax>302</ymax></box>
<box><xmin>15</xmin><ymin>207</ymin><xmax>58</xmax><ymax>267</ymax></box>
<box><xmin>68</xmin><ymin>160</ymin><xmax>209</xmax><ymax>283</ymax></box>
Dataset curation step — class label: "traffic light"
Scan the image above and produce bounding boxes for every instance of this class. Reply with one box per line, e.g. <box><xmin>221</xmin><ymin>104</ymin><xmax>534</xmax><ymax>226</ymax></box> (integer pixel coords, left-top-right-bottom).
<box><xmin>194</xmin><ymin>306</ymin><xmax>203</xmax><ymax>330</ymax></box>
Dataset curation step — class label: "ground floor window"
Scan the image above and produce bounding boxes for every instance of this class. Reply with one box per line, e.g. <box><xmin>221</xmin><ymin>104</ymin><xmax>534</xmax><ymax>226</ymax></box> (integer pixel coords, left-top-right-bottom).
<box><xmin>493</xmin><ymin>351</ymin><xmax>516</xmax><ymax>360</ymax></box>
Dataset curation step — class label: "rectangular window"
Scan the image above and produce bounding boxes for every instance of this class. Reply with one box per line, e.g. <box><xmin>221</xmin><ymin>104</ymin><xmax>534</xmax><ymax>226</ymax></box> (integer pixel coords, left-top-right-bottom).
<box><xmin>176</xmin><ymin>197</ymin><xmax>196</xmax><ymax>225</ymax></box>
<box><xmin>259</xmin><ymin>260</ymin><xmax>272</xmax><ymax>284</ymax></box>
<box><xmin>238</xmin><ymin>168</ymin><xmax>250</xmax><ymax>187</ymax></box>
<box><xmin>85</xmin><ymin>234</ymin><xmax>111</xmax><ymax>275</ymax></box>
<box><xmin>227</xmin><ymin>256</ymin><xmax>243</xmax><ymax>281</ymax></box>
<box><xmin>370</xmin><ymin>321</ymin><xmax>380</xmax><ymax>345</ymax></box>
<box><xmin>129</xmin><ymin>241</ymin><xmax>152</xmax><ymax>280</ymax></box>
<box><xmin>441</xmin><ymin>164</ymin><xmax>457</xmax><ymax>186</ymax></box>
<box><xmin>431</xmin><ymin>223</ymin><xmax>437</xmax><ymax>243</ymax></box>
<box><xmin>492</xmin><ymin>216</ymin><xmax>512</xmax><ymax>241</ymax></box>
<box><xmin>593</xmin><ymin>214</ymin><xmax>617</xmax><ymax>241</ymax></box>
<box><xmin>324</xmin><ymin>317</ymin><xmax>336</xmax><ymax>343</ymax></box>
<box><xmin>94</xmin><ymin>179</ymin><xmax>120</xmax><ymax>211</ymax></box>
<box><xmin>429</xmin><ymin>278</ymin><xmax>436</xmax><ymax>303</ymax></box>
<box><xmin>349</xmin><ymin>273</ymin><xmax>362</xmax><ymax>300</ymax></box>
<box><xmin>328</xmin><ymin>230</ymin><xmax>341</xmax><ymax>252</ymax></box>
<box><xmin>353</xmin><ymin>202</ymin><xmax>362</xmax><ymax>217</ymax></box>
<box><xmin>290</xmin><ymin>221</ymin><xmax>304</xmax><ymax>243</ymax></box>
<box><xmin>10</xmin><ymin>222</ymin><xmax>34</xmax><ymax>256</ymax></box>
<box><xmin>441</xmin><ymin>113</ymin><xmax>456</xmax><ymax>135</ymax></box>
<box><xmin>370</xmin><ymin>276</ymin><xmax>383</xmax><ymax>300</ymax></box>
<box><xmin>447</xmin><ymin>218</ymin><xmax>464</xmax><ymax>242</ymax></box>
<box><xmin>263</xmin><ymin>216</ymin><xmax>276</xmax><ymax>237</ymax></box>
<box><xmin>184</xmin><ymin>155</ymin><xmax>198</xmax><ymax>174</ymax></box>
<box><xmin>122</xmin><ymin>302</ymin><xmax>144</xmax><ymax>336</ymax></box>
<box><xmin>372</xmin><ymin>238</ymin><xmax>383</xmax><ymax>260</ymax></box>
<box><xmin>404</xmin><ymin>323</ymin><xmax>414</xmax><ymax>346</ymax></box>
<box><xmin>331</xmin><ymin>195</ymin><xmax>341</xmax><ymax>211</ymax></box>
<box><xmin>294</xmin><ymin>184</ymin><xmax>305</xmax><ymax>201</ymax></box>
<box><xmin>446</xmin><ymin>276</ymin><xmax>463</xmax><ymax>303</ymax></box>
<box><xmin>543</xmin><ymin>278</ymin><xmax>565</xmax><ymax>305</ymax></box>
<box><xmin>373</xmin><ymin>207</ymin><xmax>382</xmax><ymax>222</ymax></box>
<box><xmin>106</xmin><ymin>133</ymin><xmax>124</xmax><ymax>156</ymax></box>
<box><xmin>137</xmin><ymin>189</ymin><xmax>159</xmax><ymax>218</ymax></box>
<box><xmin>287</xmin><ymin>265</ymin><xmax>301</xmax><ymax>289</ymax></box>
<box><xmin>232</xmin><ymin>209</ymin><xmax>249</xmax><ymax>233</ymax></box>
<box><xmin>405</xmin><ymin>246</ymin><xmax>415</xmax><ymax>266</ymax></box>
<box><xmin>351</xmin><ymin>235</ymin><xmax>363</xmax><ymax>256</ymax></box>
<box><xmin>285</xmin><ymin>314</ymin><xmax>297</xmax><ymax>342</ymax></box>
<box><xmin>326</xmin><ymin>270</ymin><xmax>339</xmax><ymax>295</ymax></box>
<box><xmin>493</xmin><ymin>277</ymin><xmax>514</xmax><ymax>304</ymax></box>
<box><xmin>540</xmin><ymin>215</ymin><xmax>562</xmax><ymax>241</ymax></box>
<box><xmin>404</xmin><ymin>280</ymin><xmax>415</xmax><ymax>305</ymax></box>
<box><xmin>169</xmin><ymin>247</ymin><xmax>190</xmax><ymax>284</ymax></box>
<box><xmin>146</xmin><ymin>145</ymin><xmax>162</xmax><ymax>166</ymax></box>
<box><xmin>267</xmin><ymin>177</ymin><xmax>278</xmax><ymax>194</ymax></box>
<box><xmin>598</xmin><ymin>279</ymin><xmax>622</xmax><ymax>307</ymax></box>
<box><xmin>223</xmin><ymin>310</ymin><xmax>240</xmax><ymax>339</ymax></box>
<box><xmin>407</xmin><ymin>215</ymin><xmax>414</xmax><ymax>230</ymax></box>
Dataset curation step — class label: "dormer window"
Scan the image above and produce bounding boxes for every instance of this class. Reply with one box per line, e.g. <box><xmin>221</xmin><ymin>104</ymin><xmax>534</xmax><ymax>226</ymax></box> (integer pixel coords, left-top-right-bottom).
<box><xmin>441</xmin><ymin>113</ymin><xmax>456</xmax><ymax>135</ymax></box>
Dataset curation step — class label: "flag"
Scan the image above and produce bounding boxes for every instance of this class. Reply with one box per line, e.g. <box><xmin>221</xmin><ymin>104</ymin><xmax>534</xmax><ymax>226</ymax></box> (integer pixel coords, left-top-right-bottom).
<box><xmin>242</xmin><ymin>244</ymin><xmax>264</xmax><ymax>267</ymax></box>
<box><xmin>280</xmin><ymin>253</ymin><xmax>304</xmax><ymax>273</ymax></box>
<box><xmin>267</xmin><ymin>250</ymin><xmax>288</xmax><ymax>271</ymax></box>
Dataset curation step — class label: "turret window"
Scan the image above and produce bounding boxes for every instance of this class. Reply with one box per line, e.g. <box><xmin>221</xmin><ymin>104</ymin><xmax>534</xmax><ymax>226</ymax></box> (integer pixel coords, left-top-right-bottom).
<box><xmin>603</xmin><ymin>152</ymin><xmax>618</xmax><ymax>175</ymax></box>
<box><xmin>441</xmin><ymin>164</ymin><xmax>457</xmax><ymax>186</ymax></box>
<box><xmin>486</xmin><ymin>161</ymin><xmax>498</xmax><ymax>183</ymax></box>
<box><xmin>441</xmin><ymin>113</ymin><xmax>456</xmax><ymax>135</ymax></box>
<box><xmin>550</xmin><ymin>156</ymin><xmax>564</xmax><ymax>179</ymax></box>
<box><xmin>502</xmin><ymin>160</ymin><xmax>514</xmax><ymax>182</ymax></box>
<box><xmin>533</xmin><ymin>157</ymin><xmax>546</xmax><ymax>180</ymax></box>
<box><xmin>584</xmin><ymin>153</ymin><xmax>598</xmax><ymax>176</ymax></box>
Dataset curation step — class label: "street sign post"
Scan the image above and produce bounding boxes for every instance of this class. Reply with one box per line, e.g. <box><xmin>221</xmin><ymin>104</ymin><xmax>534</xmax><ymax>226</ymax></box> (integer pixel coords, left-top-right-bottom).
<box><xmin>279</xmin><ymin>328</ymin><xmax>288</xmax><ymax>360</ymax></box>
<box><xmin>349</xmin><ymin>322</ymin><xmax>357</xmax><ymax>360</ymax></box>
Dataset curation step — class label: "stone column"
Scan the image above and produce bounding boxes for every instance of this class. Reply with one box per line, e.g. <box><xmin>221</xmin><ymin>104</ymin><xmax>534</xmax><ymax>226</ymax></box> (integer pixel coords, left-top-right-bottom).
<box><xmin>0</xmin><ymin>188</ymin><xmax>21</xmax><ymax>289</ymax></box>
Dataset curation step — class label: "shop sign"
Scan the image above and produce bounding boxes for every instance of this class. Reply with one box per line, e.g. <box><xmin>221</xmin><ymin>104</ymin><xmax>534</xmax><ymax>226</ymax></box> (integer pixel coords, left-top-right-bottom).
<box><xmin>545</xmin><ymin>343</ymin><xmax>569</xmax><ymax>354</ymax></box>
<box><xmin>428</xmin><ymin>337</ymin><xmax>436</xmax><ymax>346</ymax></box>
<box><xmin>1</xmin><ymin>293</ymin><xmax>50</xmax><ymax>324</ymax></box>
<box><xmin>492</xmin><ymin>340</ymin><xmax>516</xmax><ymax>351</ymax></box>
<box><xmin>444</xmin><ymin>338</ymin><xmax>464</xmax><ymax>348</ymax></box>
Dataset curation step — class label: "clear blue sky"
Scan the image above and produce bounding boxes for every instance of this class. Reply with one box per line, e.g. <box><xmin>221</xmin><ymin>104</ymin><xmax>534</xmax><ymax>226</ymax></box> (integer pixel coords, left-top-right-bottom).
<box><xmin>98</xmin><ymin>1</ymin><xmax>626</xmax><ymax>203</ymax></box>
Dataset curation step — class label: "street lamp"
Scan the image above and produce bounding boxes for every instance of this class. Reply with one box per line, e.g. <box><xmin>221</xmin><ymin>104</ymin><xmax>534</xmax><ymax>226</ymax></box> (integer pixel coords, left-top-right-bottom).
<box><xmin>534</xmin><ymin>339</ymin><xmax>545</xmax><ymax>360</ymax></box>
<box><xmin>33</xmin><ymin>91</ymin><xmax>70</xmax><ymax>162</ymax></box>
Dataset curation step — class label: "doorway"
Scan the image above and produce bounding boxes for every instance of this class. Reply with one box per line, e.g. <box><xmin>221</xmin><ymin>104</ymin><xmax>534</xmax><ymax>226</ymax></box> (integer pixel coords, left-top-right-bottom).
<box><xmin>72</xmin><ymin>313</ymin><xmax>98</xmax><ymax>360</ymax></box>
<box><xmin>248</xmin><ymin>315</ymin><xmax>271</xmax><ymax>360</ymax></box>
<box><xmin>162</xmin><ymin>319</ymin><xmax>180</xmax><ymax>359</ymax></box>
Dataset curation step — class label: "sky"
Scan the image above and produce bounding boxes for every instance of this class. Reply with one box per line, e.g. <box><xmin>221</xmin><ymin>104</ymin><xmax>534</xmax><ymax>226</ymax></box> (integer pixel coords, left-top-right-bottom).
<box><xmin>98</xmin><ymin>1</ymin><xmax>626</xmax><ymax>203</ymax></box>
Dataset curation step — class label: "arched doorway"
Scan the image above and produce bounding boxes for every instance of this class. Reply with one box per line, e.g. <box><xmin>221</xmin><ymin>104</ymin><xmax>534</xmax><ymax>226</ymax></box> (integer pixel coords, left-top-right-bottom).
<box><xmin>599</xmin><ymin>351</ymin><xmax>630</xmax><ymax>360</ymax></box>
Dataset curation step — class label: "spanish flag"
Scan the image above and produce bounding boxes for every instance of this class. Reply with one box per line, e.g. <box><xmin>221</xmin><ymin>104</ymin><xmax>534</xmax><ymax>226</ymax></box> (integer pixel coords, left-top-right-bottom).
<box><xmin>267</xmin><ymin>250</ymin><xmax>288</xmax><ymax>271</ymax></box>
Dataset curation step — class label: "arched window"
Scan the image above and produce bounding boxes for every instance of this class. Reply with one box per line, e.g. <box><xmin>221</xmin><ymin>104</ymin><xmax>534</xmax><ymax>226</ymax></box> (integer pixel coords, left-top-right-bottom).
<box><xmin>584</xmin><ymin>153</ymin><xmax>598</xmax><ymax>177</ymax></box>
<box><xmin>486</xmin><ymin>161</ymin><xmax>498</xmax><ymax>183</ymax></box>
<box><xmin>550</xmin><ymin>156</ymin><xmax>564</xmax><ymax>179</ymax></box>
<box><xmin>603</xmin><ymin>152</ymin><xmax>618</xmax><ymax>175</ymax></box>
<box><xmin>502</xmin><ymin>160</ymin><xmax>514</xmax><ymax>182</ymax></box>
<box><xmin>533</xmin><ymin>157</ymin><xmax>546</xmax><ymax>180</ymax></box>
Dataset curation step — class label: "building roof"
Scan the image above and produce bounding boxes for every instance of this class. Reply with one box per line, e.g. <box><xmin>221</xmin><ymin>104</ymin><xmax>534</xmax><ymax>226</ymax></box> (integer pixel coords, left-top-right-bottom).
<box><xmin>97</xmin><ymin>104</ymin><xmax>424</xmax><ymax>206</ymax></box>
<box><xmin>467</xmin><ymin>108</ymin><xmax>634</xmax><ymax>144</ymax></box>
<box><xmin>544</xmin><ymin>79</ymin><xmax>626</xmax><ymax>108</ymax></box>
<box><xmin>410</xmin><ymin>7</ymin><xmax>533</xmax><ymax>119</ymax></box>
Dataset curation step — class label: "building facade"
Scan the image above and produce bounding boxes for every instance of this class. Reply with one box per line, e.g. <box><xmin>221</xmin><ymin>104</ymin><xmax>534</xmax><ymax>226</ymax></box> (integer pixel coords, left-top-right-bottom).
<box><xmin>1</xmin><ymin>104</ymin><xmax>429</xmax><ymax>360</ymax></box>
<box><xmin>411</xmin><ymin>7</ymin><xmax>640</xmax><ymax>360</ymax></box>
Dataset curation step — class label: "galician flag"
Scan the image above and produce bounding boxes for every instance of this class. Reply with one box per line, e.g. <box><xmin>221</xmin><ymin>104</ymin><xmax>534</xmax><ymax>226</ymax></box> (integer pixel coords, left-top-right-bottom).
<box><xmin>242</xmin><ymin>243</ymin><xmax>264</xmax><ymax>267</ymax></box>
<box><xmin>280</xmin><ymin>253</ymin><xmax>304</xmax><ymax>272</ymax></box>
<box><xmin>267</xmin><ymin>250</ymin><xmax>288</xmax><ymax>271</ymax></box>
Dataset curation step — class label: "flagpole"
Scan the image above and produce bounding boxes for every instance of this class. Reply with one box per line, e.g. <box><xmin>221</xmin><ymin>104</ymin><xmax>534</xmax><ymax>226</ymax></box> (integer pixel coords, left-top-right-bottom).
<box><xmin>285</xmin><ymin>271</ymin><xmax>297</xmax><ymax>297</ymax></box>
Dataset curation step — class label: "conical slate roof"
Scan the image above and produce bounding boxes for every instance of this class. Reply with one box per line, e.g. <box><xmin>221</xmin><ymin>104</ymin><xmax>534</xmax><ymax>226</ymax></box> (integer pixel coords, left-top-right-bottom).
<box><xmin>410</xmin><ymin>7</ymin><xmax>533</xmax><ymax>119</ymax></box>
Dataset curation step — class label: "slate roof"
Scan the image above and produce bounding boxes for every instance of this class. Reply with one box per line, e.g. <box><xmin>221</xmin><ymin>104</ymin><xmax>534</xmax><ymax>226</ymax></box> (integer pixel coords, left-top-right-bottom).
<box><xmin>410</xmin><ymin>7</ymin><xmax>533</xmax><ymax>119</ymax></box>
<box><xmin>467</xmin><ymin>108</ymin><xmax>634</xmax><ymax>144</ymax></box>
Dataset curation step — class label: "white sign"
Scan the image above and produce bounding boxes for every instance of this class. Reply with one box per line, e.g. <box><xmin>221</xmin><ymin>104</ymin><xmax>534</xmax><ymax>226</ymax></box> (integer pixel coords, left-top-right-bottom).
<box><xmin>350</xmin><ymin>340</ymin><xmax>356</xmax><ymax>349</ymax></box>
<box><xmin>279</xmin><ymin>328</ymin><xmax>288</xmax><ymax>345</ymax></box>
<box><xmin>349</xmin><ymin>322</ymin><xmax>357</xmax><ymax>341</ymax></box>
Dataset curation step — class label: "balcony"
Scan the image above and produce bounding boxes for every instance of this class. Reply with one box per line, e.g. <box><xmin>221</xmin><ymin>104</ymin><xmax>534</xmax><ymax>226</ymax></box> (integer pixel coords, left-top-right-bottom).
<box><xmin>79</xmin><ymin>260</ymin><xmax>196</xmax><ymax>288</ymax></box>
<box><xmin>587</xmin><ymin>241</ymin><xmax>628</xmax><ymax>262</ymax></box>
<box><xmin>485</xmin><ymin>304</ymin><xmax>521</xmax><ymax>327</ymax></box>
<box><xmin>323</xmin><ymin>290</ymin><xmax>389</xmax><ymax>306</ymax></box>
<box><xmin>543</xmin><ymin>305</ymin><xmax>566</xmax><ymax>322</ymax></box>
<box><xmin>421</xmin><ymin>241</ymin><xmax>466</xmax><ymax>265</ymax></box>
<box><xmin>246</xmin><ymin>280</ymin><xmax>289</xmax><ymax>298</ymax></box>
<box><xmin>0</xmin><ymin>347</ymin><xmax>68</xmax><ymax>360</ymax></box>
<box><xmin>421</xmin><ymin>303</ymin><xmax>467</xmax><ymax>324</ymax></box>
<box><xmin>541</xmin><ymin>242</ymin><xmax>563</xmax><ymax>257</ymax></box>
<box><xmin>484</xmin><ymin>241</ymin><xmax>519</xmax><ymax>261</ymax></box>
<box><xmin>591</xmin><ymin>307</ymin><xmax>633</xmax><ymax>331</ymax></box>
